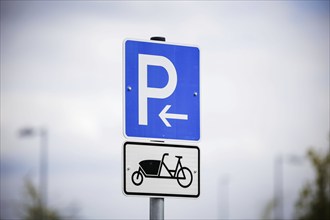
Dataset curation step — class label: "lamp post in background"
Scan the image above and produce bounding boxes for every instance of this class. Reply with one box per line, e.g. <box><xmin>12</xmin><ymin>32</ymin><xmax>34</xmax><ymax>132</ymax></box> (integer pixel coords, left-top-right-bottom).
<box><xmin>274</xmin><ymin>155</ymin><xmax>283</xmax><ymax>220</ymax></box>
<box><xmin>19</xmin><ymin>127</ymin><xmax>48</xmax><ymax>220</ymax></box>
<box><xmin>274</xmin><ymin>154</ymin><xmax>304</xmax><ymax>220</ymax></box>
<box><xmin>219</xmin><ymin>174</ymin><xmax>230</xmax><ymax>220</ymax></box>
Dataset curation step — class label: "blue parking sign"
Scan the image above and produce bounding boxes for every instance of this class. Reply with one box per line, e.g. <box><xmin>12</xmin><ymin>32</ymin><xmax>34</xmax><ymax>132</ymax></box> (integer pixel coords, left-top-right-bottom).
<box><xmin>124</xmin><ymin>39</ymin><xmax>200</xmax><ymax>141</ymax></box>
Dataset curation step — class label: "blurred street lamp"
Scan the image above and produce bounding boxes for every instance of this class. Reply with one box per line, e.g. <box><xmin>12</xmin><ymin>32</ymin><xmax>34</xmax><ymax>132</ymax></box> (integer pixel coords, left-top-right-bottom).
<box><xmin>274</xmin><ymin>154</ymin><xmax>304</xmax><ymax>220</ymax></box>
<box><xmin>274</xmin><ymin>155</ymin><xmax>283</xmax><ymax>220</ymax></box>
<box><xmin>19</xmin><ymin>127</ymin><xmax>48</xmax><ymax>220</ymax></box>
<box><xmin>219</xmin><ymin>174</ymin><xmax>230</xmax><ymax>220</ymax></box>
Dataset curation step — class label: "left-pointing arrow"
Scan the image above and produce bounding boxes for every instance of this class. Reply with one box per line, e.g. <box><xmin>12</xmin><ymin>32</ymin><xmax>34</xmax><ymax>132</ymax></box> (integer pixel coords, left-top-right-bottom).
<box><xmin>159</xmin><ymin>105</ymin><xmax>188</xmax><ymax>127</ymax></box>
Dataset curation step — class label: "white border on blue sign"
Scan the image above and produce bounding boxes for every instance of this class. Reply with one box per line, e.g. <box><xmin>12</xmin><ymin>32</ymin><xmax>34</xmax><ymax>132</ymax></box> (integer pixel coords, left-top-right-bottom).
<box><xmin>122</xmin><ymin>38</ymin><xmax>201</xmax><ymax>144</ymax></box>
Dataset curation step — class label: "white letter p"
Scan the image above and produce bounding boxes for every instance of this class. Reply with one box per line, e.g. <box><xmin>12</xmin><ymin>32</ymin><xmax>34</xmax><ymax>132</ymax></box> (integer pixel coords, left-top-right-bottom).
<box><xmin>138</xmin><ymin>54</ymin><xmax>177</xmax><ymax>125</ymax></box>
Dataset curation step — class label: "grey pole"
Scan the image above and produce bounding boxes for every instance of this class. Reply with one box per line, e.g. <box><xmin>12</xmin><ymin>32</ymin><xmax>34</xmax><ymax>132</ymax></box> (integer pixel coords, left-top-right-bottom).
<box><xmin>223</xmin><ymin>176</ymin><xmax>230</xmax><ymax>220</ymax></box>
<box><xmin>19</xmin><ymin>127</ymin><xmax>48</xmax><ymax>220</ymax></box>
<box><xmin>40</xmin><ymin>127</ymin><xmax>48</xmax><ymax>220</ymax></box>
<box><xmin>274</xmin><ymin>155</ymin><xmax>283</xmax><ymax>220</ymax></box>
<box><xmin>149</xmin><ymin>36</ymin><xmax>166</xmax><ymax>220</ymax></box>
<box><xmin>150</xmin><ymin>197</ymin><xmax>164</xmax><ymax>220</ymax></box>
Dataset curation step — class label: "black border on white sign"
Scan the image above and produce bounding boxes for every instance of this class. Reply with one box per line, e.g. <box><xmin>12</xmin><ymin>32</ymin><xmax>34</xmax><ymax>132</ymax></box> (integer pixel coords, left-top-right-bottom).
<box><xmin>123</xmin><ymin>141</ymin><xmax>200</xmax><ymax>198</ymax></box>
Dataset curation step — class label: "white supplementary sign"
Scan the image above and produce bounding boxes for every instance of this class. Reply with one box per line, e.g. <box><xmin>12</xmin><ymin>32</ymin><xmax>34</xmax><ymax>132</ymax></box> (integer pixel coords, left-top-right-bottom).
<box><xmin>123</xmin><ymin>142</ymin><xmax>200</xmax><ymax>197</ymax></box>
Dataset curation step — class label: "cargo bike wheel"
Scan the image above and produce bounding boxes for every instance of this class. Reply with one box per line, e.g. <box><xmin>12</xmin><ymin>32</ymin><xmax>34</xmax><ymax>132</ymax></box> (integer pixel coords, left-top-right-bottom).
<box><xmin>132</xmin><ymin>170</ymin><xmax>143</xmax><ymax>186</ymax></box>
<box><xmin>177</xmin><ymin>167</ymin><xmax>193</xmax><ymax>188</ymax></box>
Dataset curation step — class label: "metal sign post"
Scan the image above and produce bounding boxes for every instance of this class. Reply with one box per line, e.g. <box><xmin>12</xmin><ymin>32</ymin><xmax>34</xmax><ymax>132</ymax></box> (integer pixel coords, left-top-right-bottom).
<box><xmin>149</xmin><ymin>36</ymin><xmax>165</xmax><ymax>220</ymax></box>
<box><xmin>150</xmin><ymin>197</ymin><xmax>164</xmax><ymax>220</ymax></box>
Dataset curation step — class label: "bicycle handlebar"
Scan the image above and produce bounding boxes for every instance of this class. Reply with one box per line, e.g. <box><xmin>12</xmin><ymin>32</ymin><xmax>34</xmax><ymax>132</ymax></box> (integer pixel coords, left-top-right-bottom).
<box><xmin>161</xmin><ymin>153</ymin><xmax>169</xmax><ymax>163</ymax></box>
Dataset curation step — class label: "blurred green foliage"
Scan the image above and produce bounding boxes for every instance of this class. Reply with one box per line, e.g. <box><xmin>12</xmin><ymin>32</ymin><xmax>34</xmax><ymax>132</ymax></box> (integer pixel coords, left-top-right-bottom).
<box><xmin>295</xmin><ymin>145</ymin><xmax>330</xmax><ymax>220</ymax></box>
<box><xmin>22</xmin><ymin>179</ymin><xmax>61</xmax><ymax>220</ymax></box>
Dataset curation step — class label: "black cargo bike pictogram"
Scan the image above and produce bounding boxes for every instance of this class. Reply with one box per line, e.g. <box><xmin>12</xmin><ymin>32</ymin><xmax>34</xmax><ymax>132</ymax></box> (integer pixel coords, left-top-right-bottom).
<box><xmin>131</xmin><ymin>153</ymin><xmax>193</xmax><ymax>188</ymax></box>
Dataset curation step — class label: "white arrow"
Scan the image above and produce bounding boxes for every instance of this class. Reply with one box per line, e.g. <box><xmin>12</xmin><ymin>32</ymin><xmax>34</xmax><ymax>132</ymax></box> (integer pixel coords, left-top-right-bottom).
<box><xmin>159</xmin><ymin>105</ymin><xmax>188</xmax><ymax>127</ymax></box>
